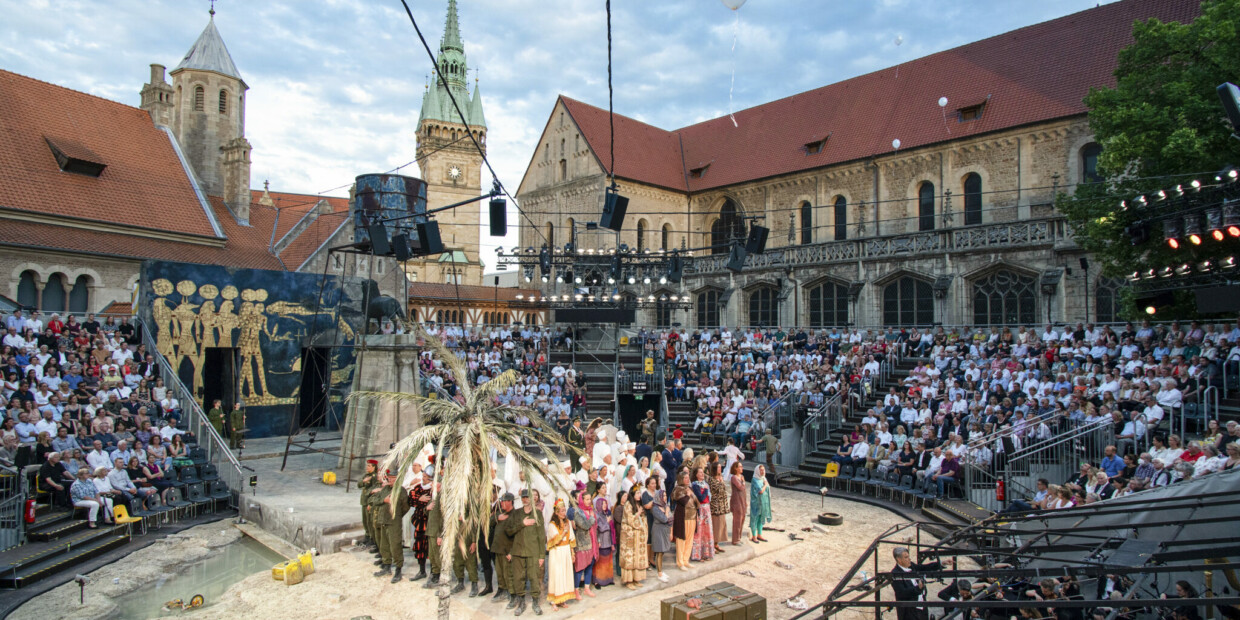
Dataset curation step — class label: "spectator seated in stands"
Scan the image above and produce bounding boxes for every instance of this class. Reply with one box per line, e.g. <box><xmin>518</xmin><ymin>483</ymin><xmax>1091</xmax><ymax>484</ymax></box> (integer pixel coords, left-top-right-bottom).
<box><xmin>39</xmin><ymin>450</ymin><xmax>73</xmax><ymax>507</ymax></box>
<box><xmin>108</xmin><ymin>456</ymin><xmax>157</xmax><ymax>511</ymax></box>
<box><xmin>69</xmin><ymin>468</ymin><xmax>111</xmax><ymax>528</ymax></box>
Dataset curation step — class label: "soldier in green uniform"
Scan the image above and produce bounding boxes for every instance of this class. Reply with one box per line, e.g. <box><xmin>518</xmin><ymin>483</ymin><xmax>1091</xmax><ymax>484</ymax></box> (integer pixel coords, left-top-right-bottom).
<box><xmin>504</xmin><ymin>488</ymin><xmax>546</xmax><ymax>616</ymax></box>
<box><xmin>358</xmin><ymin>459</ymin><xmax>379</xmax><ymax>550</ymax></box>
<box><xmin>491</xmin><ymin>492</ymin><xmax>516</xmax><ymax>603</ymax></box>
<box><xmin>422</xmin><ymin>481</ymin><xmax>444</xmax><ymax>589</ymax></box>
<box><xmin>206</xmin><ymin>400</ymin><xmax>226</xmax><ymax>438</ymax></box>
<box><xmin>228</xmin><ymin>402</ymin><xmax>246</xmax><ymax>449</ymax></box>
<box><xmin>371</xmin><ymin>470</ymin><xmax>411</xmax><ymax>582</ymax></box>
<box><xmin>450</xmin><ymin>511</ymin><xmax>480</xmax><ymax>596</ymax></box>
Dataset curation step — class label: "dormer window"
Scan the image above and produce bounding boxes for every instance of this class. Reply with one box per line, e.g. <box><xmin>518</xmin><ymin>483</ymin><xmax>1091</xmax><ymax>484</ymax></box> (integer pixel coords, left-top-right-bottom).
<box><xmin>804</xmin><ymin>137</ymin><xmax>828</xmax><ymax>155</ymax></box>
<box><xmin>689</xmin><ymin>164</ymin><xmax>710</xmax><ymax>179</ymax></box>
<box><xmin>957</xmin><ymin>103</ymin><xmax>985</xmax><ymax>122</ymax></box>
<box><xmin>45</xmin><ymin>137</ymin><xmax>106</xmax><ymax>177</ymax></box>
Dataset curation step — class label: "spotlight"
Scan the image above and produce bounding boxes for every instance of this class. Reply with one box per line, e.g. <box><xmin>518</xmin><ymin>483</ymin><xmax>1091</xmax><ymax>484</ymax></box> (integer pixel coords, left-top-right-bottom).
<box><xmin>516</xmin><ymin>294</ymin><xmax>524</xmax><ymax>300</ymax></box>
<box><xmin>1223</xmin><ymin>256</ymin><xmax>1237</xmax><ymax>269</ymax></box>
<box><xmin>588</xmin><ymin>295</ymin><xmax>595</xmax><ymax>302</ymax></box>
<box><xmin>1191</xmin><ymin>180</ymin><xmax>1202</xmax><ymax>190</ymax></box>
<box><xmin>612</xmin><ymin>294</ymin><xmax>620</xmax><ymax>300</ymax></box>
<box><xmin>647</xmin><ymin>295</ymin><xmax>655</xmax><ymax>302</ymax></box>
<box><xmin>541</xmin><ymin>275</ymin><xmax>549</xmax><ymax>283</ymax></box>
<box><xmin>627</xmin><ymin>276</ymin><xmax>636</xmax><ymax>285</ymax></box>
<box><xmin>1207</xmin><ymin>208</ymin><xmax>1224</xmax><ymax>241</ymax></box>
<box><xmin>607</xmin><ymin>277</ymin><xmax>616</xmax><ymax>285</ymax></box>
<box><xmin>1200</xmin><ymin>260</ymin><xmax>1213</xmax><ymax>273</ymax></box>
<box><xmin>1176</xmin><ymin>263</ymin><xmax>1192</xmax><ymax>276</ymax></box>
<box><xmin>1159</xmin><ymin>266</ymin><xmax>1174</xmax><ymax>278</ymax></box>
<box><xmin>1186</xmin><ymin>213</ymin><xmax>1203</xmax><ymax>245</ymax></box>
<box><xmin>1225</xmin><ymin>200</ymin><xmax>1240</xmax><ymax>236</ymax></box>
<box><xmin>556</xmin><ymin>275</ymin><xmax>563</xmax><ymax>283</ymax></box>
<box><xmin>660</xmin><ymin>276</ymin><xmax>668</xmax><ymax>284</ymax></box>
<box><xmin>1128</xmin><ymin>271</ymin><xmax>1140</xmax><ymax>282</ymax></box>
<box><xmin>1145</xmin><ymin>305</ymin><xmax>1157</xmax><ymax>315</ymax></box>
<box><xmin>1165</xmin><ymin>219</ymin><xmax>1181</xmax><ymax>249</ymax></box>
<box><xmin>643</xmin><ymin>277</ymin><xmax>651</xmax><ymax>285</ymax></box>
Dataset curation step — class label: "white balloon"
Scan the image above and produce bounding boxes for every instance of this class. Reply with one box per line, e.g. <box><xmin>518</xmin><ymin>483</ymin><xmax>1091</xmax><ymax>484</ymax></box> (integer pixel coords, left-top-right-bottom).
<box><xmin>938</xmin><ymin>97</ymin><xmax>948</xmax><ymax>108</ymax></box>
<box><xmin>892</xmin><ymin>139</ymin><xmax>901</xmax><ymax>150</ymax></box>
<box><xmin>894</xmin><ymin>35</ymin><xmax>903</xmax><ymax>46</ymax></box>
<box><xmin>721</xmin><ymin>0</ymin><xmax>747</xmax><ymax>9</ymax></box>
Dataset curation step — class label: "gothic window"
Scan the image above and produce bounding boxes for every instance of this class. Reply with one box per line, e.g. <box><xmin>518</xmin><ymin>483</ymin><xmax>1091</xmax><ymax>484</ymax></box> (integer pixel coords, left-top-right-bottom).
<box><xmin>546</xmin><ymin>222</ymin><xmax>555</xmax><ymax>250</ymax></box>
<box><xmin>800</xmin><ymin>201</ymin><xmax>813</xmax><ymax>245</ymax></box>
<box><xmin>655</xmin><ymin>294</ymin><xmax>673</xmax><ymax>329</ymax></box>
<box><xmin>834</xmin><ymin>196</ymin><xmax>847</xmax><ymax>241</ymax></box>
<box><xmin>963</xmin><ymin>173</ymin><xmax>982</xmax><ymax>226</ymax></box>
<box><xmin>696</xmin><ymin>290</ymin><xmax>721</xmax><ymax>329</ymax></box>
<box><xmin>218</xmin><ymin>89</ymin><xmax>228</xmax><ymax>114</ymax></box>
<box><xmin>807</xmin><ymin>281</ymin><xmax>848</xmax><ymax>327</ymax></box>
<box><xmin>1081</xmin><ymin>143</ymin><xmax>1103</xmax><ymax>184</ymax></box>
<box><xmin>918</xmin><ymin>182</ymin><xmax>935</xmax><ymax>231</ymax></box>
<box><xmin>559</xmin><ymin>159</ymin><xmax>567</xmax><ymax>182</ymax></box>
<box><xmin>636</xmin><ymin>219</ymin><xmax>646</xmax><ymax>252</ymax></box>
<box><xmin>883</xmin><ymin>277</ymin><xmax>933</xmax><ymax>326</ymax></box>
<box><xmin>17</xmin><ymin>270</ymin><xmax>37</xmax><ymax>309</ymax></box>
<box><xmin>710</xmin><ymin>199</ymin><xmax>744</xmax><ymax>255</ymax></box>
<box><xmin>42</xmin><ymin>273</ymin><xmax>67</xmax><ymax>312</ymax></box>
<box><xmin>1095</xmin><ymin>276</ymin><xmax>1124</xmax><ymax>324</ymax></box>
<box><xmin>193</xmin><ymin>86</ymin><xmax>204</xmax><ymax>112</ymax></box>
<box><xmin>748</xmin><ymin>288</ymin><xmax>779</xmax><ymax>327</ymax></box>
<box><xmin>560</xmin><ymin>139</ymin><xmax>565</xmax><ymax>157</ymax></box>
<box><xmin>69</xmin><ymin>275</ymin><xmax>90</xmax><ymax>313</ymax></box>
<box><xmin>662</xmin><ymin>224</ymin><xmax>671</xmax><ymax>250</ymax></box>
<box><xmin>972</xmin><ymin>270</ymin><xmax>1037</xmax><ymax>325</ymax></box>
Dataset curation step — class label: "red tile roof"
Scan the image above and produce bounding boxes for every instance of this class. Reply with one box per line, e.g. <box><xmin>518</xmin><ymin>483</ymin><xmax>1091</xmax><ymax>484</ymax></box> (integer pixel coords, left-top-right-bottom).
<box><xmin>408</xmin><ymin>282</ymin><xmax>540</xmax><ymax>303</ymax></box>
<box><xmin>98</xmin><ymin>301</ymin><xmax>134</xmax><ymax>317</ymax></box>
<box><xmin>0</xmin><ymin>70</ymin><xmax>222</xmax><ymax>238</ymax></box>
<box><xmin>565</xmin><ymin>0</ymin><xmax>1202</xmax><ymax>193</ymax></box>
<box><xmin>278</xmin><ymin>211</ymin><xmax>350</xmax><ymax>272</ymax></box>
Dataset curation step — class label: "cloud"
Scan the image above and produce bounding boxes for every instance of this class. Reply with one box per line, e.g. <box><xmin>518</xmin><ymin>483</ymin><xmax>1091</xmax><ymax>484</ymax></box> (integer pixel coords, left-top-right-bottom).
<box><xmin>2</xmin><ymin>0</ymin><xmax>1117</xmax><ymax>270</ymax></box>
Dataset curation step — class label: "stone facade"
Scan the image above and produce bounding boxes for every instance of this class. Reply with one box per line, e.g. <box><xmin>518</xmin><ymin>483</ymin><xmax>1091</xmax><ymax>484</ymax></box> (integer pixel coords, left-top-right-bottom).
<box><xmin>0</xmin><ymin>248</ymin><xmax>139</xmax><ymax>314</ymax></box>
<box><xmin>519</xmin><ymin>112</ymin><xmax>1114</xmax><ymax>330</ymax></box>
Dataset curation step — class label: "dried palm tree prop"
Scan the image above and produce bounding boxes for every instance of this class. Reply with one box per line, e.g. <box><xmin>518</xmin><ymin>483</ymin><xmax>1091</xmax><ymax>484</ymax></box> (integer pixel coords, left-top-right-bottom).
<box><xmin>348</xmin><ymin>326</ymin><xmax>579</xmax><ymax>615</ymax></box>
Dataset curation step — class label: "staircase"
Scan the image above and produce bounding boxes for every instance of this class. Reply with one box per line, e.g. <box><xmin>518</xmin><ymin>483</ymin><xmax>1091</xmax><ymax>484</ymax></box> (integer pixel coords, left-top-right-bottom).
<box><xmin>0</xmin><ymin>503</ymin><xmax>129</xmax><ymax>589</ymax></box>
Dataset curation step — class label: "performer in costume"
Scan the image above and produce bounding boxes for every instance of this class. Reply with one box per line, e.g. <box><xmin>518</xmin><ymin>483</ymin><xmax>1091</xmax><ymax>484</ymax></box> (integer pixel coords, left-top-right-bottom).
<box><xmin>545</xmin><ymin>498</ymin><xmax>576</xmax><ymax>609</ymax></box>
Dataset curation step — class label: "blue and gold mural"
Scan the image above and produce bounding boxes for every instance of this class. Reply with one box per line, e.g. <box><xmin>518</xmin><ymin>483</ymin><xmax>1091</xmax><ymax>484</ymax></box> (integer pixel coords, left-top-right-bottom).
<box><xmin>139</xmin><ymin>261</ymin><xmax>369</xmax><ymax>437</ymax></box>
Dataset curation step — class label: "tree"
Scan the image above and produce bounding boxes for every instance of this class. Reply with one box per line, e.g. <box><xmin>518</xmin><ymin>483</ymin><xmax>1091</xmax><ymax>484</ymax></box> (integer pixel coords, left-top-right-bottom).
<box><xmin>1059</xmin><ymin>0</ymin><xmax>1240</xmax><ymax>315</ymax></box>
<box><xmin>349</xmin><ymin>328</ymin><xmax>578</xmax><ymax>618</ymax></box>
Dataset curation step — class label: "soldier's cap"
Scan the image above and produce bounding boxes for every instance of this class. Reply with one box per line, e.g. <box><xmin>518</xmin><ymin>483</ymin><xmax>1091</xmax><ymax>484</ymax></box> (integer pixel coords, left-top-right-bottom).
<box><xmin>519</xmin><ymin>488</ymin><xmax>530</xmax><ymax>498</ymax></box>
<box><xmin>367</xmin><ymin>459</ymin><xmax>378</xmax><ymax>466</ymax></box>
<box><xmin>501</xmin><ymin>492</ymin><xmax>515</xmax><ymax>502</ymax></box>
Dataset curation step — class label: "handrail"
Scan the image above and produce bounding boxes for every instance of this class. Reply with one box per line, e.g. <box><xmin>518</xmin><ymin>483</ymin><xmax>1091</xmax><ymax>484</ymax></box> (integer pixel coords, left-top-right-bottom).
<box><xmin>659</xmin><ymin>386</ymin><xmax>670</xmax><ymax>436</ymax></box>
<box><xmin>0</xmin><ymin>463</ymin><xmax>26</xmax><ymax>551</ymax></box>
<box><xmin>799</xmin><ymin>391</ymin><xmax>844</xmax><ymax>464</ymax></box>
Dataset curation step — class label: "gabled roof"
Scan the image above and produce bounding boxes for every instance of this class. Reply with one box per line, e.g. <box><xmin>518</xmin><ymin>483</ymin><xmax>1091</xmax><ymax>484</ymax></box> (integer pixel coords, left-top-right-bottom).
<box><xmin>564</xmin><ymin>0</ymin><xmax>1202</xmax><ymax>193</ymax></box>
<box><xmin>173</xmin><ymin>15</ymin><xmax>245</xmax><ymax>85</ymax></box>
<box><xmin>0</xmin><ymin>70</ymin><xmax>223</xmax><ymax>239</ymax></box>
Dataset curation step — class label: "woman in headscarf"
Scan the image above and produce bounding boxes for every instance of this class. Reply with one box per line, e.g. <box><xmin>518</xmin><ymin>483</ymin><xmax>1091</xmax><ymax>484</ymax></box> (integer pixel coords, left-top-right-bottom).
<box><xmin>619</xmin><ymin>485</ymin><xmax>648</xmax><ymax>590</ymax></box>
<box><xmin>619</xmin><ymin>464</ymin><xmax>639</xmax><ymax>495</ymax></box>
<box><xmin>647</xmin><ymin>477</ymin><xmax>672</xmax><ymax>582</ymax></box>
<box><xmin>708</xmin><ymin>462</ymin><xmax>729</xmax><ymax>554</ymax></box>
<box><xmin>592</xmin><ymin>490</ymin><xmax>615</xmax><ymax>587</ymax></box>
<box><xmin>571</xmin><ymin>488</ymin><xmax>598</xmax><ymax>599</ymax></box>
<box><xmin>690</xmin><ymin>466</ymin><xmax>715</xmax><ymax>561</ymax></box>
<box><xmin>545</xmin><ymin>498</ymin><xmax>576</xmax><ymax>610</ymax></box>
<box><xmin>749</xmin><ymin>464</ymin><xmax>772</xmax><ymax>542</ymax></box>
<box><xmin>670</xmin><ymin>468</ymin><xmax>698</xmax><ymax>571</ymax></box>
<box><xmin>728</xmin><ymin>461</ymin><xmax>747</xmax><ymax>545</ymax></box>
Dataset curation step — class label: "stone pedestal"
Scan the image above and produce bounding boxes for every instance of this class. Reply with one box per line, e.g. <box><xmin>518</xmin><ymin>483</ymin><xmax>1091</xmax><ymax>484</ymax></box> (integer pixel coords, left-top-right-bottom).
<box><xmin>338</xmin><ymin>334</ymin><xmax>422</xmax><ymax>474</ymax></box>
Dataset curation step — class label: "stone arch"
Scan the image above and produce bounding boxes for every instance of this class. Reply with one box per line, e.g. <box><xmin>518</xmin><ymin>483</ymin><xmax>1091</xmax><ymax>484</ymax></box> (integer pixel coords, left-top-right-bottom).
<box><xmin>707</xmin><ymin>196</ymin><xmax>746</xmax><ymax>255</ymax></box>
<box><xmin>965</xmin><ymin>262</ymin><xmax>1040</xmax><ymax>326</ymax></box>
<box><xmin>954</xmin><ymin>165</ymin><xmax>992</xmax><ymax>225</ymax></box>
<box><xmin>902</xmin><ymin>177</ymin><xmax>938</xmax><ymax>231</ymax></box>
<box><xmin>1066</xmin><ymin>133</ymin><xmax>1100</xmax><ymax>188</ymax></box>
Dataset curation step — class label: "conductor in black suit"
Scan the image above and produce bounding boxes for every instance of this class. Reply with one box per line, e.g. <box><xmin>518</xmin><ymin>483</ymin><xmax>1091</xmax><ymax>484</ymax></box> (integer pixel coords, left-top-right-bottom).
<box><xmin>891</xmin><ymin>546</ymin><xmax>954</xmax><ymax>620</ymax></box>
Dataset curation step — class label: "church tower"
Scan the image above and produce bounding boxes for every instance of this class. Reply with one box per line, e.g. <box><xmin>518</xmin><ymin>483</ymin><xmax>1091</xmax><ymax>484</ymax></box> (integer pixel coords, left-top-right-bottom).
<box><xmin>414</xmin><ymin>0</ymin><xmax>487</xmax><ymax>285</ymax></box>
<box><xmin>154</xmin><ymin>7</ymin><xmax>252</xmax><ymax>224</ymax></box>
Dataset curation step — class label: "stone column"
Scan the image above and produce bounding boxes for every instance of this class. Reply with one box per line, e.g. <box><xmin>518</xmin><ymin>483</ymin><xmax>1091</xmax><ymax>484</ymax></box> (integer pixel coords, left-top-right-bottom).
<box><xmin>338</xmin><ymin>335</ymin><xmax>423</xmax><ymax>476</ymax></box>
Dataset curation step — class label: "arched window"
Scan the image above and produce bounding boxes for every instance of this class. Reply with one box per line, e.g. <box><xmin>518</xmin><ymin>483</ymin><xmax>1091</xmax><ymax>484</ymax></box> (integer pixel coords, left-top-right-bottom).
<box><xmin>972</xmin><ymin>270</ymin><xmax>1037</xmax><ymax>325</ymax></box>
<box><xmin>833</xmin><ymin>196</ymin><xmax>847</xmax><ymax>241</ymax></box>
<box><xmin>963</xmin><ymin>173</ymin><xmax>982</xmax><ymax>226</ymax></box>
<box><xmin>42</xmin><ymin>274</ymin><xmax>67</xmax><ymax>312</ymax></box>
<box><xmin>544</xmin><ymin>143</ymin><xmax>550</xmax><ymax>163</ymax></box>
<box><xmin>636</xmin><ymin>219</ymin><xmax>646</xmax><ymax>252</ymax></box>
<box><xmin>546</xmin><ymin>222</ymin><xmax>555</xmax><ymax>250</ymax></box>
<box><xmin>558</xmin><ymin>159</ymin><xmax>567</xmax><ymax>182</ymax></box>
<box><xmin>661</xmin><ymin>224</ymin><xmax>671</xmax><ymax>250</ymax></box>
<box><xmin>218</xmin><ymin>89</ymin><xmax>228</xmax><ymax>114</ymax></box>
<box><xmin>800</xmin><ymin>201</ymin><xmax>813</xmax><ymax>245</ymax></box>
<box><xmin>710</xmin><ymin>199</ymin><xmax>744</xmax><ymax>255</ymax></box>
<box><xmin>696</xmin><ymin>290</ymin><xmax>721</xmax><ymax>328</ymax></box>
<box><xmin>566</xmin><ymin>218</ymin><xmax>575</xmax><ymax>246</ymax></box>
<box><xmin>193</xmin><ymin>86</ymin><xmax>204</xmax><ymax>112</ymax></box>
<box><xmin>17</xmin><ymin>270</ymin><xmax>38</xmax><ymax>309</ymax></box>
<box><xmin>883</xmin><ymin>277</ymin><xmax>933</xmax><ymax>326</ymax></box>
<box><xmin>69</xmin><ymin>275</ymin><xmax>91</xmax><ymax>313</ymax></box>
<box><xmin>1095</xmin><ymin>276</ymin><xmax>1123</xmax><ymax>324</ymax></box>
<box><xmin>654</xmin><ymin>292</ymin><xmax>673</xmax><ymax>328</ymax></box>
<box><xmin>807</xmin><ymin>281</ymin><xmax>848</xmax><ymax>327</ymax></box>
<box><xmin>918</xmin><ymin>182</ymin><xmax>935</xmax><ymax>231</ymax></box>
<box><xmin>560</xmin><ymin>138</ymin><xmax>565</xmax><ymax>157</ymax></box>
<box><xmin>748</xmin><ymin>288</ymin><xmax>779</xmax><ymax>327</ymax></box>
<box><xmin>1081</xmin><ymin>143</ymin><xmax>1103</xmax><ymax>184</ymax></box>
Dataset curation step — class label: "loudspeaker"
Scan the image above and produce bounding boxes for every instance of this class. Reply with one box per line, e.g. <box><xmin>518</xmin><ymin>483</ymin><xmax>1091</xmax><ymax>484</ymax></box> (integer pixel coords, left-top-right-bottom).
<box><xmin>391</xmin><ymin>233</ymin><xmax>413</xmax><ymax>261</ymax></box>
<box><xmin>1079</xmin><ymin>257</ymin><xmax>1089</xmax><ymax>271</ymax></box>
<box><xmin>666</xmin><ymin>255</ymin><xmax>683</xmax><ymax>283</ymax></box>
<box><xmin>416</xmin><ymin>221</ymin><xmax>443</xmax><ymax>255</ymax></box>
<box><xmin>600</xmin><ymin>192</ymin><xmax>629</xmax><ymax>232</ymax></box>
<box><xmin>726</xmin><ymin>243</ymin><xmax>747</xmax><ymax>272</ymax></box>
<box><xmin>367</xmin><ymin>223</ymin><xmax>391</xmax><ymax>256</ymax></box>
<box><xmin>745</xmin><ymin>225</ymin><xmax>769</xmax><ymax>255</ymax></box>
<box><xmin>489</xmin><ymin>197</ymin><xmax>507</xmax><ymax>237</ymax></box>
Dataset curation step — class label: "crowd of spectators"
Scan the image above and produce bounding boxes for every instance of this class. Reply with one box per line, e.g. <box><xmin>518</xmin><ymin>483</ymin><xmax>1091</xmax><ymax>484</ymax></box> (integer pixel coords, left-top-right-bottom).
<box><xmin>0</xmin><ymin>309</ymin><xmax>190</xmax><ymax>527</ymax></box>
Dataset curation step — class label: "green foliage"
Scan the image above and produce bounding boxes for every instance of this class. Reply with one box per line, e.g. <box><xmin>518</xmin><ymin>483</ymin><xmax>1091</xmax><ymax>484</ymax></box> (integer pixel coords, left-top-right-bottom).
<box><xmin>1059</xmin><ymin>0</ymin><xmax>1240</xmax><ymax>294</ymax></box>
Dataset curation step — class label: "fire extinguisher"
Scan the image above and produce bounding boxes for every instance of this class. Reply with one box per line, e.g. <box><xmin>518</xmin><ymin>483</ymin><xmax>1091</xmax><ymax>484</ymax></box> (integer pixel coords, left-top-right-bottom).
<box><xmin>995</xmin><ymin>480</ymin><xmax>1005</xmax><ymax>502</ymax></box>
<box><xmin>24</xmin><ymin>499</ymin><xmax>36</xmax><ymax>523</ymax></box>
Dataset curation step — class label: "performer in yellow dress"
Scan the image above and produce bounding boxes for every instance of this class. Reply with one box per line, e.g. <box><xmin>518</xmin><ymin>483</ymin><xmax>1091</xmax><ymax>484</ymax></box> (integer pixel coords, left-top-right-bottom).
<box><xmin>545</xmin><ymin>499</ymin><xmax>576</xmax><ymax>610</ymax></box>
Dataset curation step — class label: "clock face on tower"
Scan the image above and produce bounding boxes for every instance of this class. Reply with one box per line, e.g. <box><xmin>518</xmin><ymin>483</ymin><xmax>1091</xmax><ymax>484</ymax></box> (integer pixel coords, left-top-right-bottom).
<box><xmin>448</xmin><ymin>166</ymin><xmax>462</xmax><ymax>181</ymax></box>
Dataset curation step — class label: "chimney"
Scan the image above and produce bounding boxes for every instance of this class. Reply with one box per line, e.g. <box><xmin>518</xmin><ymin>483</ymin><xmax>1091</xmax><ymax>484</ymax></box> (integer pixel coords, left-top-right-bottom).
<box><xmin>150</xmin><ymin>63</ymin><xmax>166</xmax><ymax>84</ymax></box>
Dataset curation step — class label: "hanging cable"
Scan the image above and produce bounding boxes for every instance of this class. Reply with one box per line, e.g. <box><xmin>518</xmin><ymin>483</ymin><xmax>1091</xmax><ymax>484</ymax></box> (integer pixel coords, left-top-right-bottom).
<box><xmin>606</xmin><ymin>0</ymin><xmax>616</xmax><ymax>190</ymax></box>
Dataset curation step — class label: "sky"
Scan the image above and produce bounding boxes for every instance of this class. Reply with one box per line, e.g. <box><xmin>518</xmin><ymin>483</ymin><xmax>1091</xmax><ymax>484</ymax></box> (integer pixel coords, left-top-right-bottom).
<box><xmin>1</xmin><ymin>0</ymin><xmax>1117</xmax><ymax>272</ymax></box>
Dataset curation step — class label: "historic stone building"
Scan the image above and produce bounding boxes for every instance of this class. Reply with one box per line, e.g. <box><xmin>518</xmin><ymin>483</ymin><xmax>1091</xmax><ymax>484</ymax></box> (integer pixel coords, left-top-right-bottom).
<box><xmin>517</xmin><ymin>0</ymin><xmax>1198</xmax><ymax>330</ymax></box>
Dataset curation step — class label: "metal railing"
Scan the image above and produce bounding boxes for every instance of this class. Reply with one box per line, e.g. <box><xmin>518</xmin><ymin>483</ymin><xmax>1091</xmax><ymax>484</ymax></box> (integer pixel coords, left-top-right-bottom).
<box><xmin>137</xmin><ymin>318</ymin><xmax>247</xmax><ymax>506</ymax></box>
<box><xmin>0</xmin><ymin>463</ymin><xmax>26</xmax><ymax>551</ymax></box>
<box><xmin>799</xmin><ymin>391</ymin><xmax>845</xmax><ymax>465</ymax></box>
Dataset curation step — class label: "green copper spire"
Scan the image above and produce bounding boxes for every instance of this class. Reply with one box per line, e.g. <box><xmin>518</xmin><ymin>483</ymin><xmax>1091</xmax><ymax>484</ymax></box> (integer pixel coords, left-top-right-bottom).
<box><xmin>441</xmin><ymin>0</ymin><xmax>463</xmax><ymax>53</ymax></box>
<box><xmin>418</xmin><ymin>0</ymin><xmax>485</xmax><ymax>129</ymax></box>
